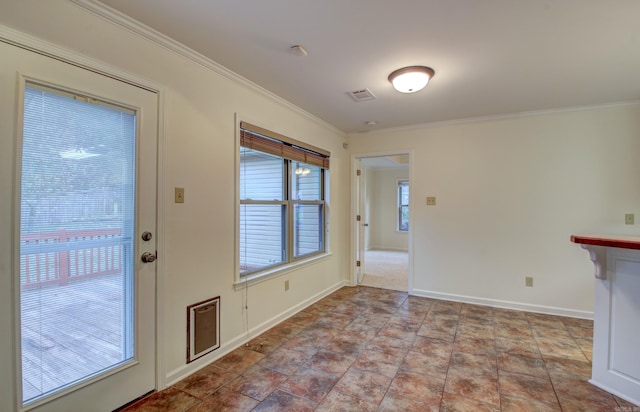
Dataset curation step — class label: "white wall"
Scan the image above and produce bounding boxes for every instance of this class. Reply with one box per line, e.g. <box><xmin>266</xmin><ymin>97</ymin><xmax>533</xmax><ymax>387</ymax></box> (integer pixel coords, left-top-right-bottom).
<box><xmin>349</xmin><ymin>105</ymin><xmax>640</xmax><ymax>315</ymax></box>
<box><xmin>0</xmin><ymin>0</ymin><xmax>348</xmax><ymax>407</ymax></box>
<box><xmin>366</xmin><ymin>168</ymin><xmax>409</xmax><ymax>251</ymax></box>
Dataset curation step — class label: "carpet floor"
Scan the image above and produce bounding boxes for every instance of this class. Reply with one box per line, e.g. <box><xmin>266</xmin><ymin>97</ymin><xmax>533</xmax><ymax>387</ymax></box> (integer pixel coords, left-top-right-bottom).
<box><xmin>360</xmin><ymin>249</ymin><xmax>408</xmax><ymax>292</ymax></box>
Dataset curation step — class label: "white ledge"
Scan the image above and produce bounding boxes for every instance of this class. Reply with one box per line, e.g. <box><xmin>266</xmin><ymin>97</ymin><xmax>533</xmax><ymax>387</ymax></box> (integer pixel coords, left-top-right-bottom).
<box><xmin>233</xmin><ymin>253</ymin><xmax>332</xmax><ymax>291</ymax></box>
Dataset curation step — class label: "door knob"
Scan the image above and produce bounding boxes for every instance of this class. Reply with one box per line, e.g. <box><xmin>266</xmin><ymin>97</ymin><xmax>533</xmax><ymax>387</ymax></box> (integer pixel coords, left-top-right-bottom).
<box><xmin>141</xmin><ymin>231</ymin><xmax>152</xmax><ymax>241</ymax></box>
<box><xmin>141</xmin><ymin>252</ymin><xmax>157</xmax><ymax>263</ymax></box>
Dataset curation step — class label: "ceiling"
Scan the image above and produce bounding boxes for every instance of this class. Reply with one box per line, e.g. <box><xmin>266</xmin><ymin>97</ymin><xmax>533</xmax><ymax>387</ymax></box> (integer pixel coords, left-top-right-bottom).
<box><xmin>98</xmin><ymin>0</ymin><xmax>640</xmax><ymax>134</ymax></box>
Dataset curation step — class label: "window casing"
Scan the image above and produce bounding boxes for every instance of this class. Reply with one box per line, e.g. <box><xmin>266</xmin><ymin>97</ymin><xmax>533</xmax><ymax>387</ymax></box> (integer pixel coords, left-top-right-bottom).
<box><xmin>398</xmin><ymin>180</ymin><xmax>409</xmax><ymax>232</ymax></box>
<box><xmin>239</xmin><ymin>122</ymin><xmax>329</xmax><ymax>277</ymax></box>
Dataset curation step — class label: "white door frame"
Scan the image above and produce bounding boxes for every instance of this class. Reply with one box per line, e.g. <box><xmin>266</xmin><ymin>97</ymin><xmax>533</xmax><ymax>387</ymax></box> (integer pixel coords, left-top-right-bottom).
<box><xmin>355</xmin><ymin>157</ymin><xmax>365</xmax><ymax>284</ymax></box>
<box><xmin>0</xmin><ymin>26</ymin><xmax>167</xmax><ymax>408</ymax></box>
<box><xmin>350</xmin><ymin>150</ymin><xmax>414</xmax><ymax>293</ymax></box>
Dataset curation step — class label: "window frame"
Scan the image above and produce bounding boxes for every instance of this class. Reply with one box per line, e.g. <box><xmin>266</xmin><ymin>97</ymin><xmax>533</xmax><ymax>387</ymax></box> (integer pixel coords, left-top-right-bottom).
<box><xmin>397</xmin><ymin>179</ymin><xmax>409</xmax><ymax>232</ymax></box>
<box><xmin>236</xmin><ymin>119</ymin><xmax>330</xmax><ymax>285</ymax></box>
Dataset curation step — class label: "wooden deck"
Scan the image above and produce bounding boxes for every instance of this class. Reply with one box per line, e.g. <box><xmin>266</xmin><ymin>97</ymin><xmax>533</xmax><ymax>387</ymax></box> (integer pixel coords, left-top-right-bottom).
<box><xmin>20</xmin><ymin>272</ymin><xmax>128</xmax><ymax>402</ymax></box>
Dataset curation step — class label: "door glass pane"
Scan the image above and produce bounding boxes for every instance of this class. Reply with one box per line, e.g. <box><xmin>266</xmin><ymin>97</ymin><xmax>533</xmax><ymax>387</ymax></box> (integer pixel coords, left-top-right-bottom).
<box><xmin>20</xmin><ymin>84</ymin><xmax>136</xmax><ymax>403</ymax></box>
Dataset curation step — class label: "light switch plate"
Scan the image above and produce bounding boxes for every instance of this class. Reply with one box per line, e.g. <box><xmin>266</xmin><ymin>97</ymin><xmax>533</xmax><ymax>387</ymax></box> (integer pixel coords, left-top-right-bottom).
<box><xmin>426</xmin><ymin>196</ymin><xmax>436</xmax><ymax>206</ymax></box>
<box><xmin>625</xmin><ymin>213</ymin><xmax>634</xmax><ymax>225</ymax></box>
<box><xmin>175</xmin><ymin>187</ymin><xmax>185</xmax><ymax>203</ymax></box>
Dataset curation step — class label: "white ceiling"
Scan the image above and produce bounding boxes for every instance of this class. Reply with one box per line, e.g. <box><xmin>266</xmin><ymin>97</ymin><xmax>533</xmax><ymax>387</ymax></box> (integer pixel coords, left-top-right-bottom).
<box><xmin>98</xmin><ymin>0</ymin><xmax>640</xmax><ymax>134</ymax></box>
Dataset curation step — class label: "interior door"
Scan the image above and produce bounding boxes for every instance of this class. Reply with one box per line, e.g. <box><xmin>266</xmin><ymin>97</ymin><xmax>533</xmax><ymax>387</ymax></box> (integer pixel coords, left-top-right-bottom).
<box><xmin>3</xmin><ymin>41</ymin><xmax>158</xmax><ymax>411</ymax></box>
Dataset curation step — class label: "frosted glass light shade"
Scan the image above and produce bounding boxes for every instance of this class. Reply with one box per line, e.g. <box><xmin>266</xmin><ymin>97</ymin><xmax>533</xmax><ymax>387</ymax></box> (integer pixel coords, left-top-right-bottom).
<box><xmin>388</xmin><ymin>66</ymin><xmax>435</xmax><ymax>93</ymax></box>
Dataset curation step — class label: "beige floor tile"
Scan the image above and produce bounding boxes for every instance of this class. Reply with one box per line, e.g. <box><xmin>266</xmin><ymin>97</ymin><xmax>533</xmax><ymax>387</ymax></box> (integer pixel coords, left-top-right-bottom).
<box><xmin>332</xmin><ymin>367</ymin><xmax>392</xmax><ymax>404</ymax></box>
<box><xmin>387</xmin><ymin>369</ymin><xmax>445</xmax><ymax>404</ymax></box>
<box><xmin>444</xmin><ymin>369</ymin><xmax>500</xmax><ymax>407</ymax></box>
<box><xmin>498</xmin><ymin>370</ymin><xmax>558</xmax><ymax>406</ymax></box>
<box><xmin>441</xmin><ymin>392</ymin><xmax>501</xmax><ymax>412</ymax></box>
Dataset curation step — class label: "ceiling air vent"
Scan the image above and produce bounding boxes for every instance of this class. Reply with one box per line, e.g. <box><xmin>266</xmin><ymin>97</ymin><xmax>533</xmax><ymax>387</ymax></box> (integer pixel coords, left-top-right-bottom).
<box><xmin>348</xmin><ymin>88</ymin><xmax>376</xmax><ymax>102</ymax></box>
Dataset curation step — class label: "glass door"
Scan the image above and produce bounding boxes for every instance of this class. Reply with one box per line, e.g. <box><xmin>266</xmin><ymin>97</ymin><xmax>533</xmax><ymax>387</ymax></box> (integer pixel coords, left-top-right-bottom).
<box><xmin>20</xmin><ymin>83</ymin><xmax>138</xmax><ymax>403</ymax></box>
<box><xmin>6</xmin><ymin>40</ymin><xmax>158</xmax><ymax>411</ymax></box>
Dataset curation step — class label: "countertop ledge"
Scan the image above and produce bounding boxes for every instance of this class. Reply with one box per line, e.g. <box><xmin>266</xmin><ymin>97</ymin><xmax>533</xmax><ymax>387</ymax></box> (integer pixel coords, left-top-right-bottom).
<box><xmin>571</xmin><ymin>234</ymin><xmax>640</xmax><ymax>251</ymax></box>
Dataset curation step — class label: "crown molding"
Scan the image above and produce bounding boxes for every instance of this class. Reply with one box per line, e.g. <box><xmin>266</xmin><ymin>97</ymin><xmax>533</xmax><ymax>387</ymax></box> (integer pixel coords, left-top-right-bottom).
<box><xmin>348</xmin><ymin>100</ymin><xmax>640</xmax><ymax>138</ymax></box>
<box><xmin>70</xmin><ymin>0</ymin><xmax>344</xmax><ymax>138</ymax></box>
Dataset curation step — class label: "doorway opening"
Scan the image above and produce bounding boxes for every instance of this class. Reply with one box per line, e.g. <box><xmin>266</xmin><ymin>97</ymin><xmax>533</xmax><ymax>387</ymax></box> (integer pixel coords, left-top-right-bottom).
<box><xmin>353</xmin><ymin>153</ymin><xmax>411</xmax><ymax>292</ymax></box>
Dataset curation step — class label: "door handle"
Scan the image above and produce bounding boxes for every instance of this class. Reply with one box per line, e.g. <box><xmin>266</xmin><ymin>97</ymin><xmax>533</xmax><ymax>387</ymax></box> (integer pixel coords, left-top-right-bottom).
<box><xmin>141</xmin><ymin>252</ymin><xmax>157</xmax><ymax>263</ymax></box>
<box><xmin>363</xmin><ymin>223</ymin><xmax>369</xmax><ymax>227</ymax></box>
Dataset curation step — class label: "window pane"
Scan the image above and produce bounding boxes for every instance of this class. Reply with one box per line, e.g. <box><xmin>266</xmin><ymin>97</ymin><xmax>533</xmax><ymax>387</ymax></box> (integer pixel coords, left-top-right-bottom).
<box><xmin>399</xmin><ymin>205</ymin><xmax>409</xmax><ymax>231</ymax></box>
<box><xmin>398</xmin><ymin>181</ymin><xmax>409</xmax><ymax>232</ymax></box>
<box><xmin>291</xmin><ymin>163</ymin><xmax>321</xmax><ymax>200</ymax></box>
<box><xmin>399</xmin><ymin>181</ymin><xmax>409</xmax><ymax>206</ymax></box>
<box><xmin>293</xmin><ymin>204</ymin><xmax>323</xmax><ymax>258</ymax></box>
<box><xmin>240</xmin><ymin>148</ymin><xmax>283</xmax><ymax>201</ymax></box>
<box><xmin>239</xmin><ymin>204</ymin><xmax>286</xmax><ymax>274</ymax></box>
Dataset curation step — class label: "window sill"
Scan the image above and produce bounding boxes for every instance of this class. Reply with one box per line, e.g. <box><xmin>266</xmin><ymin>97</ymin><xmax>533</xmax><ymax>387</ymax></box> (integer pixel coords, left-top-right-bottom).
<box><xmin>234</xmin><ymin>252</ymin><xmax>333</xmax><ymax>291</ymax></box>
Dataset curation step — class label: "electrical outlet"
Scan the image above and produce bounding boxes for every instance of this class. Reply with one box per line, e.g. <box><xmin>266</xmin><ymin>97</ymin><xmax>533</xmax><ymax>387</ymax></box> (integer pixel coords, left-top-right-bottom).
<box><xmin>426</xmin><ymin>196</ymin><xmax>436</xmax><ymax>206</ymax></box>
<box><xmin>625</xmin><ymin>214</ymin><xmax>634</xmax><ymax>225</ymax></box>
<box><xmin>175</xmin><ymin>187</ymin><xmax>185</xmax><ymax>203</ymax></box>
<box><xmin>284</xmin><ymin>280</ymin><xmax>289</xmax><ymax>291</ymax></box>
<box><xmin>525</xmin><ymin>277</ymin><xmax>533</xmax><ymax>287</ymax></box>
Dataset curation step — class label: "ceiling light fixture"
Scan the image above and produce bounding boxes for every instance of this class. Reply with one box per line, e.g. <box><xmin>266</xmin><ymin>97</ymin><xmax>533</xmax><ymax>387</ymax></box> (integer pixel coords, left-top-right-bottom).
<box><xmin>388</xmin><ymin>66</ymin><xmax>435</xmax><ymax>93</ymax></box>
<box><xmin>59</xmin><ymin>148</ymin><xmax>101</xmax><ymax>160</ymax></box>
<box><xmin>295</xmin><ymin>166</ymin><xmax>311</xmax><ymax>176</ymax></box>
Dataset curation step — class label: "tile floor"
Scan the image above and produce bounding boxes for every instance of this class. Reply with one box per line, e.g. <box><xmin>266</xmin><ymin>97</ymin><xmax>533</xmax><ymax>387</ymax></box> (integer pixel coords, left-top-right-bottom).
<box><xmin>124</xmin><ymin>286</ymin><xmax>639</xmax><ymax>411</ymax></box>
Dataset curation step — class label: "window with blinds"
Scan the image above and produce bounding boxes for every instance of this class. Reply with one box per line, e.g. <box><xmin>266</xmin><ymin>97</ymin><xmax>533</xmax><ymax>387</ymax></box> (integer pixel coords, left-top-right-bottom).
<box><xmin>239</xmin><ymin>122</ymin><xmax>329</xmax><ymax>276</ymax></box>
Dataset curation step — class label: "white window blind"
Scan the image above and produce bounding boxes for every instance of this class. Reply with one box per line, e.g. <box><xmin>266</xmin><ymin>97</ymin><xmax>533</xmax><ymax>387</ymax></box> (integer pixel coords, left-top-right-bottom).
<box><xmin>20</xmin><ymin>84</ymin><xmax>136</xmax><ymax>403</ymax></box>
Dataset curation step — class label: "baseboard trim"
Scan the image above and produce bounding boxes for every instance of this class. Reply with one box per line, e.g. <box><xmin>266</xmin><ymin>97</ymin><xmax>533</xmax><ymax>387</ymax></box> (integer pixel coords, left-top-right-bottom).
<box><xmin>165</xmin><ymin>280</ymin><xmax>348</xmax><ymax>386</ymax></box>
<box><xmin>411</xmin><ymin>288</ymin><xmax>593</xmax><ymax>320</ymax></box>
<box><xmin>589</xmin><ymin>379</ymin><xmax>640</xmax><ymax>407</ymax></box>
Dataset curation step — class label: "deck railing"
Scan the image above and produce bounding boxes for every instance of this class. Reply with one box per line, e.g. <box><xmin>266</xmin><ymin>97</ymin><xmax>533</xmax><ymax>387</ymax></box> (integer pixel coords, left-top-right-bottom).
<box><xmin>20</xmin><ymin>229</ymin><xmax>131</xmax><ymax>289</ymax></box>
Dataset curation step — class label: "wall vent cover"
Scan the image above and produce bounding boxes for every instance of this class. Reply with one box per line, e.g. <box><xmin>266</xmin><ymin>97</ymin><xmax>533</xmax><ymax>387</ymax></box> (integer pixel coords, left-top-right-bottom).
<box><xmin>348</xmin><ymin>88</ymin><xmax>376</xmax><ymax>102</ymax></box>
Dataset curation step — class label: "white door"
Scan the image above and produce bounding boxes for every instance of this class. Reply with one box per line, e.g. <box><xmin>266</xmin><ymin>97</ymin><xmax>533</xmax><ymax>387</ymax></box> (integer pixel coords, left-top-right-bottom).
<box><xmin>3</xmin><ymin>41</ymin><xmax>158</xmax><ymax>411</ymax></box>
